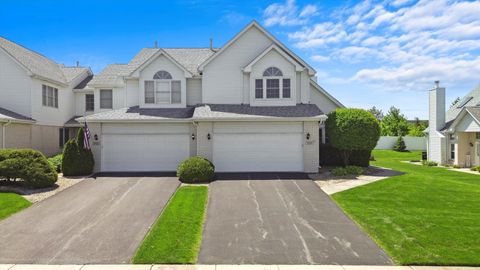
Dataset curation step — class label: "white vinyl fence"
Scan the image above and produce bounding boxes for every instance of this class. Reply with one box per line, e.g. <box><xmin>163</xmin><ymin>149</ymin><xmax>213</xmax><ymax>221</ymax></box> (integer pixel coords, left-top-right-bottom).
<box><xmin>375</xmin><ymin>136</ymin><xmax>426</xmax><ymax>151</ymax></box>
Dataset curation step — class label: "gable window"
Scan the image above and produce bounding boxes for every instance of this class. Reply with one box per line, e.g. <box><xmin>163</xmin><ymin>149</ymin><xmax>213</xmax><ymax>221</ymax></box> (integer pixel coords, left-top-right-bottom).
<box><xmin>100</xmin><ymin>89</ymin><xmax>113</xmax><ymax>109</ymax></box>
<box><xmin>255</xmin><ymin>67</ymin><xmax>291</xmax><ymax>100</ymax></box>
<box><xmin>145</xmin><ymin>70</ymin><xmax>181</xmax><ymax>104</ymax></box>
<box><xmin>42</xmin><ymin>84</ymin><xmax>58</xmax><ymax>108</ymax></box>
<box><xmin>85</xmin><ymin>94</ymin><xmax>94</xmax><ymax>111</ymax></box>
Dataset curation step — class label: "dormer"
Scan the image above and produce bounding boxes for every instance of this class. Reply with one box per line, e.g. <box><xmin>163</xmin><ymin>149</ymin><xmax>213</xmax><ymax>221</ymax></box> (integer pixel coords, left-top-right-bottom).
<box><xmin>132</xmin><ymin>49</ymin><xmax>192</xmax><ymax>108</ymax></box>
<box><xmin>244</xmin><ymin>44</ymin><xmax>303</xmax><ymax>106</ymax></box>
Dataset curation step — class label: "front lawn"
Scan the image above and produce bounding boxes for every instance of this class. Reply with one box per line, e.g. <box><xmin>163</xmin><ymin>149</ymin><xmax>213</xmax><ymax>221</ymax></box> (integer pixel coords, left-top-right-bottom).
<box><xmin>333</xmin><ymin>150</ymin><xmax>480</xmax><ymax>266</ymax></box>
<box><xmin>0</xmin><ymin>193</ymin><xmax>31</xmax><ymax>221</ymax></box>
<box><xmin>132</xmin><ymin>185</ymin><xmax>208</xmax><ymax>264</ymax></box>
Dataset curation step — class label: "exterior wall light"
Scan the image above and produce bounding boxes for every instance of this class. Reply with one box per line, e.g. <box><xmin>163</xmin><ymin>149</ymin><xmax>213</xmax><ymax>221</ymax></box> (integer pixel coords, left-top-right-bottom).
<box><xmin>94</xmin><ymin>134</ymin><xmax>98</xmax><ymax>141</ymax></box>
<box><xmin>306</xmin><ymin>133</ymin><xmax>310</xmax><ymax>140</ymax></box>
<box><xmin>207</xmin><ymin>133</ymin><xmax>211</xmax><ymax>140</ymax></box>
<box><xmin>191</xmin><ymin>133</ymin><xmax>195</xmax><ymax>140</ymax></box>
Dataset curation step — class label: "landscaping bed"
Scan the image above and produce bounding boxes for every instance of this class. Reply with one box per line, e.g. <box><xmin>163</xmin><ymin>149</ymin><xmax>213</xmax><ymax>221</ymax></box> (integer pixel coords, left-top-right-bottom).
<box><xmin>333</xmin><ymin>150</ymin><xmax>480</xmax><ymax>265</ymax></box>
<box><xmin>132</xmin><ymin>185</ymin><xmax>208</xmax><ymax>264</ymax></box>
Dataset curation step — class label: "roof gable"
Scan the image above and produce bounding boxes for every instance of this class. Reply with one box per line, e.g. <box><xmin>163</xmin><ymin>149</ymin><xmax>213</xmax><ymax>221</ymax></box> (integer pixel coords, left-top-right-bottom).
<box><xmin>243</xmin><ymin>44</ymin><xmax>303</xmax><ymax>73</ymax></box>
<box><xmin>447</xmin><ymin>106</ymin><xmax>480</xmax><ymax>132</ymax></box>
<box><xmin>129</xmin><ymin>49</ymin><xmax>193</xmax><ymax>78</ymax></box>
<box><xmin>198</xmin><ymin>21</ymin><xmax>316</xmax><ymax>76</ymax></box>
<box><xmin>446</xmin><ymin>84</ymin><xmax>480</xmax><ymax>123</ymax></box>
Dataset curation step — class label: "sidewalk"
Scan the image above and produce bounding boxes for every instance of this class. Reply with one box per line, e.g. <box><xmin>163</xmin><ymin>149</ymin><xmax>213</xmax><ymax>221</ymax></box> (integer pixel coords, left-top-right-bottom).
<box><xmin>1</xmin><ymin>265</ymin><xmax>478</xmax><ymax>270</ymax></box>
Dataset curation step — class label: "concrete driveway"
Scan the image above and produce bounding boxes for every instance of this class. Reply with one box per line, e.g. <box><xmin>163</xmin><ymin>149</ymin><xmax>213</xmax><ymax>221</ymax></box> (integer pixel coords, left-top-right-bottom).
<box><xmin>199</xmin><ymin>173</ymin><xmax>392</xmax><ymax>265</ymax></box>
<box><xmin>0</xmin><ymin>176</ymin><xmax>179</xmax><ymax>264</ymax></box>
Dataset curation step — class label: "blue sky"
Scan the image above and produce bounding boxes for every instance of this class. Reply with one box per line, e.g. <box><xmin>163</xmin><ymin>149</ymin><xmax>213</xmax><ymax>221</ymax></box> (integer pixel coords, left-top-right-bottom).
<box><xmin>1</xmin><ymin>0</ymin><xmax>479</xmax><ymax>119</ymax></box>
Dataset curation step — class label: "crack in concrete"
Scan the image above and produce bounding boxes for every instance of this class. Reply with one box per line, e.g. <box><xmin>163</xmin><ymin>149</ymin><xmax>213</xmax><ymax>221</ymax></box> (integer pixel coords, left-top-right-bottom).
<box><xmin>247</xmin><ymin>180</ymin><xmax>268</xmax><ymax>240</ymax></box>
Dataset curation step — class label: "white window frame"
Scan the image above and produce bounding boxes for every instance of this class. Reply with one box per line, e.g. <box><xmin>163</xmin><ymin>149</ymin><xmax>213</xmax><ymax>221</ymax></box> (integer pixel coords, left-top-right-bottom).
<box><xmin>254</xmin><ymin>77</ymin><xmax>292</xmax><ymax>100</ymax></box>
<box><xmin>42</xmin><ymin>84</ymin><xmax>59</xmax><ymax>108</ymax></box>
<box><xmin>99</xmin><ymin>89</ymin><xmax>113</xmax><ymax>109</ymax></box>
<box><xmin>144</xmin><ymin>79</ymin><xmax>181</xmax><ymax>104</ymax></box>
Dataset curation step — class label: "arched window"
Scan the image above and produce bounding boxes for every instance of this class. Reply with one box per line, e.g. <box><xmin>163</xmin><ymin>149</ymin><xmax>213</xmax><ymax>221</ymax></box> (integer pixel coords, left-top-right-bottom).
<box><xmin>153</xmin><ymin>70</ymin><xmax>172</xmax><ymax>80</ymax></box>
<box><xmin>145</xmin><ymin>70</ymin><xmax>181</xmax><ymax>104</ymax></box>
<box><xmin>255</xmin><ymin>66</ymin><xmax>290</xmax><ymax>100</ymax></box>
<box><xmin>263</xmin><ymin>67</ymin><xmax>283</xmax><ymax>77</ymax></box>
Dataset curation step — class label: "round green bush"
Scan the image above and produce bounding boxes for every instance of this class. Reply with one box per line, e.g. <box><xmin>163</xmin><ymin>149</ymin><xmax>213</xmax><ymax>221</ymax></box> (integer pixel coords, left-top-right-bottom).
<box><xmin>177</xmin><ymin>156</ymin><xmax>215</xmax><ymax>183</ymax></box>
<box><xmin>326</xmin><ymin>108</ymin><xmax>380</xmax><ymax>165</ymax></box>
<box><xmin>345</xmin><ymin>165</ymin><xmax>364</xmax><ymax>175</ymax></box>
<box><xmin>62</xmin><ymin>128</ymin><xmax>94</xmax><ymax>176</ymax></box>
<box><xmin>331</xmin><ymin>167</ymin><xmax>348</xmax><ymax>176</ymax></box>
<box><xmin>0</xmin><ymin>149</ymin><xmax>58</xmax><ymax>188</ymax></box>
<box><xmin>48</xmin><ymin>153</ymin><xmax>63</xmax><ymax>172</ymax></box>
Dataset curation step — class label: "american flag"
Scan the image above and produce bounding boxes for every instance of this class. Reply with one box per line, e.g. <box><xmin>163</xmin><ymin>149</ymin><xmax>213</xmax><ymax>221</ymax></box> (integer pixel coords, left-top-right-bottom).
<box><xmin>83</xmin><ymin>122</ymin><xmax>91</xmax><ymax>150</ymax></box>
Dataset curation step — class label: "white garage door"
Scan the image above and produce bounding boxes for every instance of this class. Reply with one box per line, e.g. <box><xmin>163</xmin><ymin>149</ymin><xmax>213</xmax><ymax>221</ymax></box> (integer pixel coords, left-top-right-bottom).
<box><xmin>101</xmin><ymin>124</ymin><xmax>190</xmax><ymax>172</ymax></box>
<box><xmin>213</xmin><ymin>122</ymin><xmax>304</xmax><ymax>172</ymax></box>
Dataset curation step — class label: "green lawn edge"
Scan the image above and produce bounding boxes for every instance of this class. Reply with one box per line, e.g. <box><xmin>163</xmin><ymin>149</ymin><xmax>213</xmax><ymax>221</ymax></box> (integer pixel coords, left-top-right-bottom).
<box><xmin>0</xmin><ymin>193</ymin><xmax>31</xmax><ymax>221</ymax></box>
<box><xmin>132</xmin><ymin>185</ymin><xmax>208</xmax><ymax>264</ymax></box>
<box><xmin>332</xmin><ymin>150</ymin><xmax>480</xmax><ymax>266</ymax></box>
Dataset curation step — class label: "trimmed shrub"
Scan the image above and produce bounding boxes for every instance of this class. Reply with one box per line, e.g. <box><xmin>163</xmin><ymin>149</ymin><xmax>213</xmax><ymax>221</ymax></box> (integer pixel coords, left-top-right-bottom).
<box><xmin>320</xmin><ymin>143</ymin><xmax>371</xmax><ymax>167</ymax></box>
<box><xmin>48</xmin><ymin>153</ymin><xmax>63</xmax><ymax>173</ymax></box>
<box><xmin>470</xmin><ymin>166</ymin><xmax>480</xmax><ymax>172</ymax></box>
<box><xmin>345</xmin><ymin>165</ymin><xmax>364</xmax><ymax>175</ymax></box>
<box><xmin>62</xmin><ymin>128</ymin><xmax>94</xmax><ymax>176</ymax></box>
<box><xmin>177</xmin><ymin>156</ymin><xmax>215</xmax><ymax>183</ymax></box>
<box><xmin>331</xmin><ymin>167</ymin><xmax>348</xmax><ymax>176</ymax></box>
<box><xmin>393</xmin><ymin>136</ymin><xmax>407</xmax><ymax>152</ymax></box>
<box><xmin>326</xmin><ymin>108</ymin><xmax>380</xmax><ymax>165</ymax></box>
<box><xmin>0</xmin><ymin>149</ymin><xmax>57</xmax><ymax>188</ymax></box>
<box><xmin>422</xmin><ymin>160</ymin><xmax>438</xmax><ymax>166</ymax></box>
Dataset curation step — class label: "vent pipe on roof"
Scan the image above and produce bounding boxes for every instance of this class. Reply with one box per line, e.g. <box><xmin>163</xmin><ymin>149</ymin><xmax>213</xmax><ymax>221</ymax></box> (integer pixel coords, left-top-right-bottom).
<box><xmin>76</xmin><ymin>61</ymin><xmax>79</xmax><ymax>67</ymax></box>
<box><xmin>210</xmin><ymin>38</ymin><xmax>213</xmax><ymax>50</ymax></box>
<box><xmin>154</xmin><ymin>41</ymin><xmax>158</xmax><ymax>48</ymax></box>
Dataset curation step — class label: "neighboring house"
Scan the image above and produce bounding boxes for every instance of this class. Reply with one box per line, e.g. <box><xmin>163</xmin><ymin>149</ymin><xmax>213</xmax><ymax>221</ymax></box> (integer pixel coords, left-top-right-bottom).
<box><xmin>0</xmin><ymin>37</ymin><xmax>92</xmax><ymax>156</ymax></box>
<box><xmin>427</xmin><ymin>81</ymin><xmax>480</xmax><ymax>167</ymax></box>
<box><xmin>1</xmin><ymin>21</ymin><xmax>344</xmax><ymax>172</ymax></box>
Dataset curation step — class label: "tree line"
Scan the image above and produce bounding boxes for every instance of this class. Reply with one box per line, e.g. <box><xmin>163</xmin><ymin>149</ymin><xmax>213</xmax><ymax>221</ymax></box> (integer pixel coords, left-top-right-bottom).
<box><xmin>368</xmin><ymin>106</ymin><xmax>427</xmax><ymax>137</ymax></box>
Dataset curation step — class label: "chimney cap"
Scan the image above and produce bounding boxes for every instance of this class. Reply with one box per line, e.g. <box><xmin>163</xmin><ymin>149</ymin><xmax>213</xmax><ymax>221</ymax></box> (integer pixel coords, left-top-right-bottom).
<box><xmin>434</xmin><ymin>80</ymin><xmax>440</xmax><ymax>88</ymax></box>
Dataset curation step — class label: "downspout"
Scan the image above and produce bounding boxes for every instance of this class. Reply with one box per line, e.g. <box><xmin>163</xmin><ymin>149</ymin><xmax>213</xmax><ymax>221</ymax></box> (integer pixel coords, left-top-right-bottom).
<box><xmin>2</xmin><ymin>120</ymin><xmax>12</xmax><ymax>149</ymax></box>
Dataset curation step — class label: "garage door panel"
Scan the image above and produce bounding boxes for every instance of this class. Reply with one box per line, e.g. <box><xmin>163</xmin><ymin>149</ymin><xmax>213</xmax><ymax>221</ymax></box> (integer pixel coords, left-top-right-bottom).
<box><xmin>103</xmin><ymin>123</ymin><xmax>190</xmax><ymax>134</ymax></box>
<box><xmin>213</xmin><ymin>122</ymin><xmax>303</xmax><ymax>134</ymax></box>
<box><xmin>213</xmin><ymin>133</ymin><xmax>303</xmax><ymax>172</ymax></box>
<box><xmin>102</xmin><ymin>134</ymin><xmax>190</xmax><ymax>172</ymax></box>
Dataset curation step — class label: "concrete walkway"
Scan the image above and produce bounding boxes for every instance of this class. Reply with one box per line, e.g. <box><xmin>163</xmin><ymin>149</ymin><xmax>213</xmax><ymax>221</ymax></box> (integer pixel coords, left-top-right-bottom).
<box><xmin>0</xmin><ymin>264</ymin><xmax>478</xmax><ymax>269</ymax></box>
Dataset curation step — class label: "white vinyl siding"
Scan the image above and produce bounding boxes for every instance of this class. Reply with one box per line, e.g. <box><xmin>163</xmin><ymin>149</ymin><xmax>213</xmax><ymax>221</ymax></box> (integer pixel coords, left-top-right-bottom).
<box><xmin>42</xmin><ymin>85</ymin><xmax>58</xmax><ymax>108</ymax></box>
<box><xmin>100</xmin><ymin>89</ymin><xmax>113</xmax><ymax>109</ymax></box>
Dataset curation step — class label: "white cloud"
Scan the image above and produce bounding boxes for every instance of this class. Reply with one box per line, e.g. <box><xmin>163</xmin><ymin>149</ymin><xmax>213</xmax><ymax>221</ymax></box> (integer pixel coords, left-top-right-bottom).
<box><xmin>263</xmin><ymin>0</ymin><xmax>318</xmax><ymax>27</ymax></box>
<box><xmin>311</xmin><ymin>55</ymin><xmax>329</xmax><ymax>62</ymax></box>
<box><xmin>273</xmin><ymin>0</ymin><xmax>480</xmax><ymax>92</ymax></box>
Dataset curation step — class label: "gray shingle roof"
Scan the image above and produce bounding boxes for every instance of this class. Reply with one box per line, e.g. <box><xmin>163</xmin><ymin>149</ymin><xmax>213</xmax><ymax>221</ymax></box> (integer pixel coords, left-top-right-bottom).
<box><xmin>74</xmin><ymin>75</ymin><xmax>94</xmax><ymax>89</ymax></box>
<box><xmin>81</xmin><ymin>104</ymin><xmax>324</xmax><ymax>122</ymax></box>
<box><xmin>466</xmin><ymin>106</ymin><xmax>480</xmax><ymax>123</ymax></box>
<box><xmin>89</xmin><ymin>48</ymin><xmax>216</xmax><ymax>86</ymax></box>
<box><xmin>0</xmin><ymin>107</ymin><xmax>35</xmax><ymax>122</ymax></box>
<box><xmin>80</xmin><ymin>106</ymin><xmax>195</xmax><ymax>121</ymax></box>
<box><xmin>194</xmin><ymin>104</ymin><xmax>324</xmax><ymax>119</ymax></box>
<box><xmin>0</xmin><ymin>37</ymin><xmax>88</xmax><ymax>84</ymax></box>
<box><xmin>446</xmin><ymin>84</ymin><xmax>480</xmax><ymax>123</ymax></box>
<box><xmin>64</xmin><ymin>116</ymin><xmax>82</xmax><ymax>126</ymax></box>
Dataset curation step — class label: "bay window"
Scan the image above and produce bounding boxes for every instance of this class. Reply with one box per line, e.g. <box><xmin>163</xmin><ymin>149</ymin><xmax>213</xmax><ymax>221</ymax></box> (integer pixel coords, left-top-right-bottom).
<box><xmin>145</xmin><ymin>70</ymin><xmax>181</xmax><ymax>104</ymax></box>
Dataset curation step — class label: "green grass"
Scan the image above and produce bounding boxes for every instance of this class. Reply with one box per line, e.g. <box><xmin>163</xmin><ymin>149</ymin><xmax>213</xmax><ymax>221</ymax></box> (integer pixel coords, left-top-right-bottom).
<box><xmin>0</xmin><ymin>193</ymin><xmax>31</xmax><ymax>221</ymax></box>
<box><xmin>132</xmin><ymin>185</ymin><xmax>208</xmax><ymax>264</ymax></box>
<box><xmin>332</xmin><ymin>150</ymin><xmax>480</xmax><ymax>266</ymax></box>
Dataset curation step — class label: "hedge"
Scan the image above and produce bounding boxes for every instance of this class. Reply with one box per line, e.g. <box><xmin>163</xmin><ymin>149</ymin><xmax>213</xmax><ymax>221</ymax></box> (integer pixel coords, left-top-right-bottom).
<box><xmin>0</xmin><ymin>149</ymin><xmax>58</xmax><ymax>188</ymax></box>
<box><xmin>177</xmin><ymin>156</ymin><xmax>215</xmax><ymax>183</ymax></box>
<box><xmin>48</xmin><ymin>153</ymin><xmax>63</xmax><ymax>173</ymax></box>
